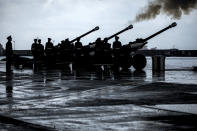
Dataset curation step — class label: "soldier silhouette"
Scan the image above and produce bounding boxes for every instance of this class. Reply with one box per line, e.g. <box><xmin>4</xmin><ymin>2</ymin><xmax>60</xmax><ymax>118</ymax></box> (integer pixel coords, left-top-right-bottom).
<box><xmin>31</xmin><ymin>39</ymin><xmax>38</xmax><ymax>60</ymax></box>
<box><xmin>64</xmin><ymin>38</ymin><xmax>70</xmax><ymax>48</ymax></box>
<box><xmin>55</xmin><ymin>43</ymin><xmax>61</xmax><ymax>55</ymax></box>
<box><xmin>75</xmin><ymin>38</ymin><xmax>82</xmax><ymax>48</ymax></box>
<box><xmin>94</xmin><ymin>38</ymin><xmax>104</xmax><ymax>64</ymax></box>
<box><xmin>74</xmin><ymin>38</ymin><xmax>83</xmax><ymax>66</ymax></box>
<box><xmin>45</xmin><ymin>38</ymin><xmax>54</xmax><ymax>58</ymax></box>
<box><xmin>113</xmin><ymin>36</ymin><xmax>122</xmax><ymax>49</ymax></box>
<box><xmin>112</xmin><ymin>36</ymin><xmax>122</xmax><ymax>69</ymax></box>
<box><xmin>95</xmin><ymin>38</ymin><xmax>102</xmax><ymax>50</ymax></box>
<box><xmin>103</xmin><ymin>38</ymin><xmax>111</xmax><ymax>49</ymax></box>
<box><xmin>60</xmin><ymin>38</ymin><xmax>69</xmax><ymax>49</ymax></box>
<box><xmin>103</xmin><ymin>38</ymin><xmax>112</xmax><ymax>64</ymax></box>
<box><xmin>37</xmin><ymin>39</ymin><xmax>44</xmax><ymax>59</ymax></box>
<box><xmin>6</xmin><ymin>36</ymin><xmax>13</xmax><ymax>74</ymax></box>
<box><xmin>58</xmin><ymin>40</ymin><xmax>65</xmax><ymax>61</ymax></box>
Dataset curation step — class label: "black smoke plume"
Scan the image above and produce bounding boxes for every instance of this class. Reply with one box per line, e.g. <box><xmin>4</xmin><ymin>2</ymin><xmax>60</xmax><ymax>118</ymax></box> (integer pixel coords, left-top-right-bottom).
<box><xmin>135</xmin><ymin>0</ymin><xmax>197</xmax><ymax>22</ymax></box>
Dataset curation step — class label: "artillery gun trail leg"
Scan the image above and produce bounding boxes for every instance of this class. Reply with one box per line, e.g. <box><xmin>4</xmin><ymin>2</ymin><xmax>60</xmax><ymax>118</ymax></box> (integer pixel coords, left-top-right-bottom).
<box><xmin>132</xmin><ymin>54</ymin><xmax>147</xmax><ymax>70</ymax></box>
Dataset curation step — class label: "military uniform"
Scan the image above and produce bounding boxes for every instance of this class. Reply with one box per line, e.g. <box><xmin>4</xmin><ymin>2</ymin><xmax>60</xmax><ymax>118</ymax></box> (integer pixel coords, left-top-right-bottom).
<box><xmin>6</xmin><ymin>36</ymin><xmax>13</xmax><ymax>73</ymax></box>
<box><xmin>31</xmin><ymin>39</ymin><xmax>38</xmax><ymax>60</ymax></box>
<box><xmin>113</xmin><ymin>36</ymin><xmax>122</xmax><ymax>49</ymax></box>
<box><xmin>45</xmin><ymin>38</ymin><xmax>54</xmax><ymax>58</ymax></box>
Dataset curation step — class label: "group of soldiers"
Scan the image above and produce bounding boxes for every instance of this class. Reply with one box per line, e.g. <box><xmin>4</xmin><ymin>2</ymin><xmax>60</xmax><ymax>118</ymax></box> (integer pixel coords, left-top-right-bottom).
<box><xmin>31</xmin><ymin>36</ymin><xmax>123</xmax><ymax>64</ymax></box>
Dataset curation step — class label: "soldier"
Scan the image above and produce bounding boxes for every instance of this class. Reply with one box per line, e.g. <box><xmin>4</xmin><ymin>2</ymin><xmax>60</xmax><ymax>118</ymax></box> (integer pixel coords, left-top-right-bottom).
<box><xmin>75</xmin><ymin>38</ymin><xmax>82</xmax><ymax>48</ymax></box>
<box><xmin>65</xmin><ymin>38</ymin><xmax>70</xmax><ymax>48</ymax></box>
<box><xmin>74</xmin><ymin>38</ymin><xmax>83</xmax><ymax>65</ymax></box>
<box><xmin>60</xmin><ymin>38</ymin><xmax>69</xmax><ymax>49</ymax></box>
<box><xmin>66</xmin><ymin>38</ymin><xmax>74</xmax><ymax>49</ymax></box>
<box><xmin>112</xmin><ymin>36</ymin><xmax>122</xmax><ymax>69</ymax></box>
<box><xmin>55</xmin><ymin>43</ymin><xmax>61</xmax><ymax>55</ymax></box>
<box><xmin>113</xmin><ymin>36</ymin><xmax>122</xmax><ymax>49</ymax></box>
<box><xmin>6</xmin><ymin>36</ymin><xmax>13</xmax><ymax>73</ymax></box>
<box><xmin>31</xmin><ymin>39</ymin><xmax>38</xmax><ymax>60</ymax></box>
<box><xmin>103</xmin><ymin>38</ymin><xmax>111</xmax><ymax>49</ymax></box>
<box><xmin>37</xmin><ymin>39</ymin><xmax>44</xmax><ymax>59</ymax></box>
<box><xmin>103</xmin><ymin>38</ymin><xmax>112</xmax><ymax>64</ymax></box>
<box><xmin>45</xmin><ymin>38</ymin><xmax>54</xmax><ymax>57</ymax></box>
<box><xmin>95</xmin><ymin>38</ymin><xmax>102</xmax><ymax>50</ymax></box>
<box><xmin>94</xmin><ymin>38</ymin><xmax>104</xmax><ymax>64</ymax></box>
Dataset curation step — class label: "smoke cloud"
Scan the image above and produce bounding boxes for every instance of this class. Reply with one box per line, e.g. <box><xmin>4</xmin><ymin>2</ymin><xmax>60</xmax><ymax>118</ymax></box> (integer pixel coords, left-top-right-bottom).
<box><xmin>135</xmin><ymin>0</ymin><xmax>197</xmax><ymax>22</ymax></box>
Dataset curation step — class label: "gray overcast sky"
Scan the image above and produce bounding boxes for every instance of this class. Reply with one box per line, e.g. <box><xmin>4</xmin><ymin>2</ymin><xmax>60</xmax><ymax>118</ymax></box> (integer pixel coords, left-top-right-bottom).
<box><xmin>0</xmin><ymin>0</ymin><xmax>197</xmax><ymax>50</ymax></box>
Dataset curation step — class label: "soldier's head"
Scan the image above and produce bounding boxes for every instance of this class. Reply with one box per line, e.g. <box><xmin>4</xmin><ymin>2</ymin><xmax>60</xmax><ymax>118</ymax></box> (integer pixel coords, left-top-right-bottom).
<box><xmin>103</xmin><ymin>38</ymin><xmax>108</xmax><ymax>43</ymax></box>
<box><xmin>115</xmin><ymin>36</ymin><xmax>119</xmax><ymax>41</ymax></box>
<box><xmin>65</xmin><ymin>38</ymin><xmax>69</xmax><ymax>43</ymax></box>
<box><xmin>38</xmin><ymin>39</ymin><xmax>41</xmax><ymax>44</ymax></box>
<box><xmin>96</xmin><ymin>37</ymin><xmax>101</xmax><ymax>42</ymax></box>
<box><xmin>61</xmin><ymin>40</ymin><xmax>64</xmax><ymax>44</ymax></box>
<box><xmin>7</xmin><ymin>36</ymin><xmax>12</xmax><ymax>41</ymax></box>
<box><xmin>34</xmin><ymin>39</ymin><xmax>37</xmax><ymax>43</ymax></box>
<box><xmin>48</xmin><ymin>38</ymin><xmax>51</xmax><ymax>42</ymax></box>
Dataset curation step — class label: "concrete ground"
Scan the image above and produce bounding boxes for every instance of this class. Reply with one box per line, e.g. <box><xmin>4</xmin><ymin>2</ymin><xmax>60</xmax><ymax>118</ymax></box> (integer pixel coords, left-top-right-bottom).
<box><xmin>0</xmin><ymin>66</ymin><xmax>197</xmax><ymax>130</ymax></box>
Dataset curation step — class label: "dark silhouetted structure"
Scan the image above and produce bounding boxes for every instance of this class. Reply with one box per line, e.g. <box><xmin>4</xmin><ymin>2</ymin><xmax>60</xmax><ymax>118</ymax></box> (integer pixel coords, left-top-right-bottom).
<box><xmin>122</xmin><ymin>22</ymin><xmax>177</xmax><ymax>70</ymax></box>
<box><xmin>93</xmin><ymin>25</ymin><xmax>133</xmax><ymax>67</ymax></box>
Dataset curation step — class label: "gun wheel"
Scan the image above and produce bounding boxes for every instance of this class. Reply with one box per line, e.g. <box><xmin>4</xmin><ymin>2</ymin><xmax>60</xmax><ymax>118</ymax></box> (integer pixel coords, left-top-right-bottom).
<box><xmin>119</xmin><ymin>56</ymin><xmax>133</xmax><ymax>69</ymax></box>
<box><xmin>132</xmin><ymin>54</ymin><xmax>146</xmax><ymax>70</ymax></box>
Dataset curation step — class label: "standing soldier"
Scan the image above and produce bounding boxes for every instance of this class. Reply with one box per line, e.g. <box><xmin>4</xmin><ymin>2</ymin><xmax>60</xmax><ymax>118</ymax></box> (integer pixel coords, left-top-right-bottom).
<box><xmin>75</xmin><ymin>38</ymin><xmax>82</xmax><ymax>48</ymax></box>
<box><xmin>31</xmin><ymin>39</ymin><xmax>38</xmax><ymax>60</ymax></box>
<box><xmin>112</xmin><ymin>36</ymin><xmax>122</xmax><ymax>49</ymax></box>
<box><xmin>45</xmin><ymin>38</ymin><xmax>54</xmax><ymax>63</ymax></box>
<box><xmin>61</xmin><ymin>38</ymin><xmax>73</xmax><ymax>63</ymax></box>
<box><xmin>64</xmin><ymin>38</ymin><xmax>71</xmax><ymax>49</ymax></box>
<box><xmin>112</xmin><ymin>36</ymin><xmax>122</xmax><ymax>70</ymax></box>
<box><xmin>103</xmin><ymin>38</ymin><xmax>111</xmax><ymax>49</ymax></box>
<box><xmin>74</xmin><ymin>38</ymin><xmax>83</xmax><ymax>66</ymax></box>
<box><xmin>45</xmin><ymin>38</ymin><xmax>54</xmax><ymax>57</ymax></box>
<box><xmin>37</xmin><ymin>39</ymin><xmax>44</xmax><ymax>60</ymax></box>
<box><xmin>103</xmin><ymin>38</ymin><xmax>112</xmax><ymax>64</ymax></box>
<box><xmin>6</xmin><ymin>36</ymin><xmax>13</xmax><ymax>74</ymax></box>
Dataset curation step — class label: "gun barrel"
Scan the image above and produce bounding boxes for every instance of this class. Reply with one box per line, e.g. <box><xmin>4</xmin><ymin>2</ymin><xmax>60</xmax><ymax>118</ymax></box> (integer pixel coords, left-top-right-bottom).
<box><xmin>70</xmin><ymin>26</ymin><xmax>99</xmax><ymax>43</ymax></box>
<box><xmin>105</xmin><ymin>25</ymin><xmax>133</xmax><ymax>41</ymax></box>
<box><xmin>143</xmin><ymin>22</ymin><xmax>177</xmax><ymax>42</ymax></box>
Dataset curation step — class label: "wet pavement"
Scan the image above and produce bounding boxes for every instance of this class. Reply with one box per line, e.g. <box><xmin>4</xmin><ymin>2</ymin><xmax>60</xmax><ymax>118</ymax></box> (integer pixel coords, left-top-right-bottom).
<box><xmin>0</xmin><ymin>57</ymin><xmax>197</xmax><ymax>130</ymax></box>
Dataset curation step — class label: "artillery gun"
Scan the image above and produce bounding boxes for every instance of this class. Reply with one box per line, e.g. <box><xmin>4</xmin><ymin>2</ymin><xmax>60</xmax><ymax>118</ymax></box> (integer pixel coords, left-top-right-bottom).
<box><xmin>120</xmin><ymin>22</ymin><xmax>177</xmax><ymax>70</ymax></box>
<box><xmin>84</xmin><ymin>25</ymin><xmax>133</xmax><ymax>68</ymax></box>
<box><xmin>55</xmin><ymin>26</ymin><xmax>100</xmax><ymax>66</ymax></box>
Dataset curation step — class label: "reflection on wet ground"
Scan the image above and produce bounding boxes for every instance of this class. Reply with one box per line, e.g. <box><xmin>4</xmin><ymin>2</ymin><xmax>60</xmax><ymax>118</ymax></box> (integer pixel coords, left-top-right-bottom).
<box><xmin>0</xmin><ymin>57</ymin><xmax>197</xmax><ymax>130</ymax></box>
